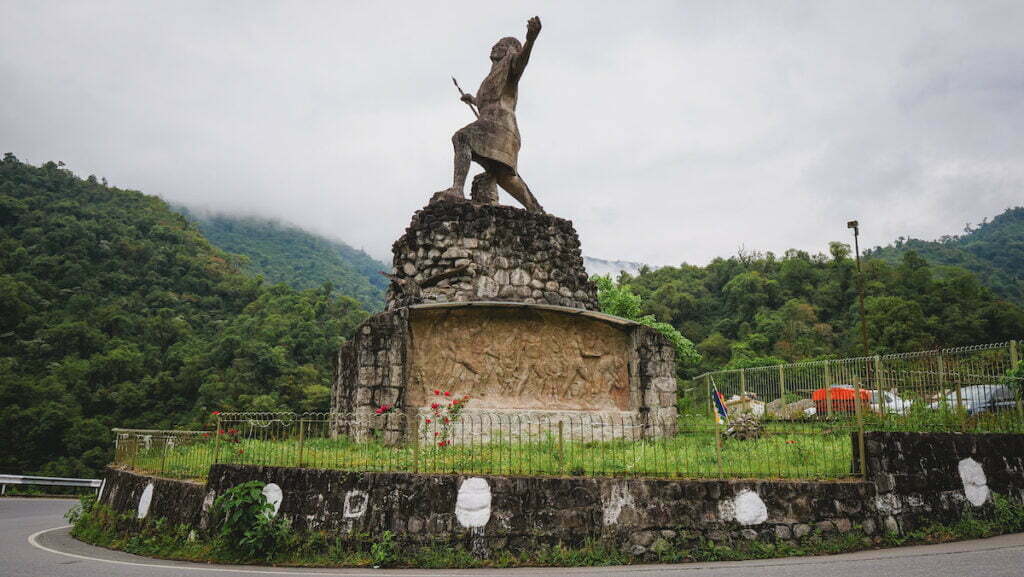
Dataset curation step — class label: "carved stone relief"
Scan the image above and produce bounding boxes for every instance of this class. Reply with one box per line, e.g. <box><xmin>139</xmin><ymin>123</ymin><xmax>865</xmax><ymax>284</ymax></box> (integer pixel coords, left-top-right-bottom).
<box><xmin>409</xmin><ymin>308</ymin><xmax>631</xmax><ymax>411</ymax></box>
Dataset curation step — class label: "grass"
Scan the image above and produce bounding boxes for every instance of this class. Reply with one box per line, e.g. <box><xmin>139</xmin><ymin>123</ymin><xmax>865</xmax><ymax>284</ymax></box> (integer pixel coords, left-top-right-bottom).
<box><xmin>125</xmin><ymin>420</ymin><xmax>857</xmax><ymax>481</ymax></box>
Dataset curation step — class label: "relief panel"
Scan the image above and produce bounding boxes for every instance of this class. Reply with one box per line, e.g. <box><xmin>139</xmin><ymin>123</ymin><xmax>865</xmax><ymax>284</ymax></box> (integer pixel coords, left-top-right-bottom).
<box><xmin>409</xmin><ymin>308</ymin><xmax>632</xmax><ymax>411</ymax></box>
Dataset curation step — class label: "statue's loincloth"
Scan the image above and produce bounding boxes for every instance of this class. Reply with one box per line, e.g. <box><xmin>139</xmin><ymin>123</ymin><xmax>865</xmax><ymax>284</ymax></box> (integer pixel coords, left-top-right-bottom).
<box><xmin>457</xmin><ymin>119</ymin><xmax>520</xmax><ymax>173</ymax></box>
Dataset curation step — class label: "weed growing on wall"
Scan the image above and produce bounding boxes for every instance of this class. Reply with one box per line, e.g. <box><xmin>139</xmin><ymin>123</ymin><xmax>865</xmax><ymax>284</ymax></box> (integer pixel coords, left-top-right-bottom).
<box><xmin>370</xmin><ymin>530</ymin><xmax>397</xmax><ymax>567</ymax></box>
<box><xmin>208</xmin><ymin>481</ymin><xmax>292</xmax><ymax>560</ymax></box>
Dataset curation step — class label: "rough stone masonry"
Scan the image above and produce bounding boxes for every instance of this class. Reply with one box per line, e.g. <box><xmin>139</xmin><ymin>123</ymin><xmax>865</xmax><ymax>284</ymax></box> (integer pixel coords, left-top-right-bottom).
<box><xmin>384</xmin><ymin>201</ymin><xmax>598</xmax><ymax>311</ymax></box>
<box><xmin>333</xmin><ymin>199</ymin><xmax>677</xmax><ymax>438</ymax></box>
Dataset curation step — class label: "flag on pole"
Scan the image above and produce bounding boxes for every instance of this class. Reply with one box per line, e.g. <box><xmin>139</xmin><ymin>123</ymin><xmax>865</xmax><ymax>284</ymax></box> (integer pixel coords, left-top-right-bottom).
<box><xmin>711</xmin><ymin>379</ymin><xmax>729</xmax><ymax>425</ymax></box>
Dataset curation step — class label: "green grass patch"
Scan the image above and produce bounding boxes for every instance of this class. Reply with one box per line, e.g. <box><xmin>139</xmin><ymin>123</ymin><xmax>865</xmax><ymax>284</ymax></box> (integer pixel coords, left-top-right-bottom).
<box><xmin>127</xmin><ymin>422</ymin><xmax>857</xmax><ymax>482</ymax></box>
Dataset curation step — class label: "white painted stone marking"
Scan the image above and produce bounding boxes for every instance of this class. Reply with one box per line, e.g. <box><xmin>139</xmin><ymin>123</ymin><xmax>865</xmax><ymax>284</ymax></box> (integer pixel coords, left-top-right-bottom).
<box><xmin>137</xmin><ymin>483</ymin><xmax>154</xmax><ymax>519</ymax></box>
<box><xmin>733</xmin><ymin>490</ymin><xmax>768</xmax><ymax>526</ymax></box>
<box><xmin>455</xmin><ymin>477</ymin><xmax>491</xmax><ymax>528</ymax></box>
<box><xmin>343</xmin><ymin>490</ymin><xmax>369</xmax><ymax>518</ymax></box>
<box><xmin>602</xmin><ymin>482</ymin><xmax>635</xmax><ymax>526</ymax></box>
<box><xmin>262</xmin><ymin>483</ymin><xmax>283</xmax><ymax>516</ymax></box>
<box><xmin>201</xmin><ymin>490</ymin><xmax>216</xmax><ymax>512</ymax></box>
<box><xmin>958</xmin><ymin>457</ymin><xmax>989</xmax><ymax>507</ymax></box>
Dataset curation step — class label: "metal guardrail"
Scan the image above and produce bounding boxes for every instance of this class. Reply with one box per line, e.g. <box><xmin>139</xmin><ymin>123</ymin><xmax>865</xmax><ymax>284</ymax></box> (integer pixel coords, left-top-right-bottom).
<box><xmin>0</xmin><ymin>474</ymin><xmax>102</xmax><ymax>495</ymax></box>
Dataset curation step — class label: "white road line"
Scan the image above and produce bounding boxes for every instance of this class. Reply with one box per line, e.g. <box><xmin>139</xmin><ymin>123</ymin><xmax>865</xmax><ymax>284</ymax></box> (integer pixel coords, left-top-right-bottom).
<box><xmin>26</xmin><ymin>526</ymin><xmax>444</xmax><ymax>576</ymax></box>
<box><xmin>26</xmin><ymin>524</ymin><xmax>1024</xmax><ymax>576</ymax></box>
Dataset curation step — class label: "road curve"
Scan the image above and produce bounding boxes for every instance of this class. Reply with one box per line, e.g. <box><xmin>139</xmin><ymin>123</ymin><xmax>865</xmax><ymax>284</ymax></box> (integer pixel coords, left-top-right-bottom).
<box><xmin>3</xmin><ymin>498</ymin><xmax>1024</xmax><ymax>577</ymax></box>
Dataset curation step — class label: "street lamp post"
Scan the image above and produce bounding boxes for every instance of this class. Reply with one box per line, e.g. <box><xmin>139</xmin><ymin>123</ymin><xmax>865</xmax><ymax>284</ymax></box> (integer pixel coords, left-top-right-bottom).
<box><xmin>847</xmin><ymin>220</ymin><xmax>870</xmax><ymax>358</ymax></box>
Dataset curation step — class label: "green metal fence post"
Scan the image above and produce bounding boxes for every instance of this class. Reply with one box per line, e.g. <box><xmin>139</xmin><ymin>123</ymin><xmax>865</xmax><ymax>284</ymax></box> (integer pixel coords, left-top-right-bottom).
<box><xmin>408</xmin><ymin>411</ymin><xmax>420</xmax><ymax>474</ymax></box>
<box><xmin>778</xmin><ymin>365</ymin><xmax>786</xmax><ymax>402</ymax></box>
<box><xmin>213</xmin><ymin>416</ymin><xmax>222</xmax><ymax>465</ymax></box>
<box><xmin>159</xmin><ymin>437</ymin><xmax>167</xmax><ymax>475</ymax></box>
<box><xmin>824</xmin><ymin>362</ymin><xmax>833</xmax><ymax>416</ymax></box>
<box><xmin>557</xmin><ymin>420</ymin><xmax>565</xmax><ymax>475</ymax></box>
<box><xmin>1011</xmin><ymin>340</ymin><xmax>1022</xmax><ymax>419</ymax></box>
<box><xmin>705</xmin><ymin>375</ymin><xmax>712</xmax><ymax>417</ymax></box>
<box><xmin>297</xmin><ymin>418</ymin><xmax>306</xmax><ymax>468</ymax></box>
<box><xmin>852</xmin><ymin>379</ymin><xmax>867</xmax><ymax>477</ymax></box>
<box><xmin>874</xmin><ymin>355</ymin><xmax>886</xmax><ymax>415</ymax></box>
<box><xmin>714</xmin><ymin>412</ymin><xmax>724</xmax><ymax>477</ymax></box>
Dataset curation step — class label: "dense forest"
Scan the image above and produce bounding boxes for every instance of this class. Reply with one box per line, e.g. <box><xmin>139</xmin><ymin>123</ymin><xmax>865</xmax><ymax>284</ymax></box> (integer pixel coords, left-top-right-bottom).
<box><xmin>866</xmin><ymin>207</ymin><xmax>1024</xmax><ymax>305</ymax></box>
<box><xmin>0</xmin><ymin>156</ymin><xmax>368</xmax><ymax>477</ymax></box>
<box><xmin>178</xmin><ymin>210</ymin><xmax>388</xmax><ymax>310</ymax></box>
<box><xmin>620</xmin><ymin>241</ymin><xmax>1024</xmax><ymax>377</ymax></box>
<box><xmin>2</xmin><ymin>154</ymin><xmax>1022</xmax><ymax>478</ymax></box>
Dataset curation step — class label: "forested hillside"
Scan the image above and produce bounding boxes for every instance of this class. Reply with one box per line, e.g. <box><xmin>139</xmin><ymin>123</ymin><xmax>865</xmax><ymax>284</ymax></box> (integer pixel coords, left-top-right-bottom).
<box><xmin>180</xmin><ymin>210</ymin><xmax>388</xmax><ymax>310</ymax></box>
<box><xmin>620</xmin><ymin>242</ymin><xmax>1024</xmax><ymax>377</ymax></box>
<box><xmin>0</xmin><ymin>155</ymin><xmax>368</xmax><ymax>477</ymax></box>
<box><xmin>866</xmin><ymin>207</ymin><xmax>1024</xmax><ymax>304</ymax></box>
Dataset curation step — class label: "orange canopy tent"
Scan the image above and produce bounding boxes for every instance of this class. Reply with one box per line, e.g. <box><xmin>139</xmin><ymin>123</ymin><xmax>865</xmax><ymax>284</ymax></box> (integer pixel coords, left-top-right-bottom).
<box><xmin>811</xmin><ymin>387</ymin><xmax>870</xmax><ymax>413</ymax></box>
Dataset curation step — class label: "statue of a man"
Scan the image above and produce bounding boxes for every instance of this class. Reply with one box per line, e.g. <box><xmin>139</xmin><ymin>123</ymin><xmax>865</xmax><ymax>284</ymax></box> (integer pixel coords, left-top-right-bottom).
<box><xmin>432</xmin><ymin>16</ymin><xmax>544</xmax><ymax>213</ymax></box>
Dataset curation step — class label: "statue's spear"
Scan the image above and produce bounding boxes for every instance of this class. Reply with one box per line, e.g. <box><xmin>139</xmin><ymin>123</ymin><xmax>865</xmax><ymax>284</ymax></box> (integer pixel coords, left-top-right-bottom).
<box><xmin>452</xmin><ymin>77</ymin><xmax>480</xmax><ymax>119</ymax></box>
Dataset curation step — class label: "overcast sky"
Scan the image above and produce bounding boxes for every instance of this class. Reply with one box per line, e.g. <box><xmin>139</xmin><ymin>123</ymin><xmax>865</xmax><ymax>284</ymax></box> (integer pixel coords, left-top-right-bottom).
<box><xmin>3</xmin><ymin>1</ymin><xmax>1022</xmax><ymax>265</ymax></box>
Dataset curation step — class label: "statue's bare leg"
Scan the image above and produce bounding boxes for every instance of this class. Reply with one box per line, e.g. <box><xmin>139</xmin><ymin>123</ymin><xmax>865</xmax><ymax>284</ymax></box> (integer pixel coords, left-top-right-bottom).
<box><xmin>431</xmin><ymin>131</ymin><xmax>473</xmax><ymax>204</ymax></box>
<box><xmin>496</xmin><ymin>172</ymin><xmax>544</xmax><ymax>213</ymax></box>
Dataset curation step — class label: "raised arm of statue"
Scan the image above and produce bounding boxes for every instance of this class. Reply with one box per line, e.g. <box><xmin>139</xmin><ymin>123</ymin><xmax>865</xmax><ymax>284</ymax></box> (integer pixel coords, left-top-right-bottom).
<box><xmin>512</xmin><ymin>16</ymin><xmax>541</xmax><ymax>79</ymax></box>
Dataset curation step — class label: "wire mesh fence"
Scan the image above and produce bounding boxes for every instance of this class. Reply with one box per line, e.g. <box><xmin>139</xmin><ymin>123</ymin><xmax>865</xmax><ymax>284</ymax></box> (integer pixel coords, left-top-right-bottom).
<box><xmin>113</xmin><ymin>411</ymin><xmax>859</xmax><ymax>482</ymax></box>
<box><xmin>696</xmin><ymin>340</ymin><xmax>1024</xmax><ymax>433</ymax></box>
<box><xmin>111</xmin><ymin>340</ymin><xmax>1022</xmax><ymax>483</ymax></box>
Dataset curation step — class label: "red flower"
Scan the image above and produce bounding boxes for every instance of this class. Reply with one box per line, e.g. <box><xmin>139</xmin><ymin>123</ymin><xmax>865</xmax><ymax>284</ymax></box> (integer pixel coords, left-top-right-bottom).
<box><xmin>218</xmin><ymin>429</ymin><xmax>225</xmax><ymax>435</ymax></box>
<box><xmin>425</xmin><ymin>418</ymin><xmax>432</xmax><ymax>424</ymax></box>
<box><xmin>212</xmin><ymin>411</ymin><xmax>221</xmax><ymax>416</ymax></box>
<box><xmin>430</xmin><ymin>402</ymin><xmax>440</xmax><ymax>410</ymax></box>
<box><xmin>433</xmin><ymin>389</ymin><xmax>440</xmax><ymax>395</ymax></box>
<box><xmin>443</xmin><ymin>417</ymin><xmax>450</xmax><ymax>424</ymax></box>
<box><xmin>434</xmin><ymin>432</ymin><xmax>440</xmax><ymax>437</ymax></box>
<box><xmin>202</xmin><ymin>432</ymin><xmax>210</xmax><ymax>438</ymax></box>
<box><xmin>444</xmin><ymin>391</ymin><xmax>452</xmax><ymax>396</ymax></box>
<box><xmin>438</xmin><ymin>440</ymin><xmax>449</xmax><ymax>447</ymax></box>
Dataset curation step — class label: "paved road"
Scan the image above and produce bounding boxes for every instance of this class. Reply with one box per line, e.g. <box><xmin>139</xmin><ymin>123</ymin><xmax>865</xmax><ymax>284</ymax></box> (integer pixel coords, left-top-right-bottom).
<box><xmin>3</xmin><ymin>498</ymin><xmax>1024</xmax><ymax>577</ymax></box>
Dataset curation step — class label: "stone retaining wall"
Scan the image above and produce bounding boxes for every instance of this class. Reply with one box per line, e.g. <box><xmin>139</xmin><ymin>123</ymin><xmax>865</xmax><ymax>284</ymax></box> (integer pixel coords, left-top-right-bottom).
<box><xmin>203</xmin><ymin>464</ymin><xmax>875</xmax><ymax>556</ymax></box>
<box><xmin>97</xmin><ymin>431</ymin><xmax>1024</xmax><ymax>559</ymax></box>
<box><xmin>865</xmin><ymin>431</ymin><xmax>1024</xmax><ymax>532</ymax></box>
<box><xmin>98</xmin><ymin>468</ymin><xmax>207</xmax><ymax>528</ymax></box>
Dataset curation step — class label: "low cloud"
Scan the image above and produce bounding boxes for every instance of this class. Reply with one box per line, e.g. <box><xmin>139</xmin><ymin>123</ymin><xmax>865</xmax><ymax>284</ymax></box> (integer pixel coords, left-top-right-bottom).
<box><xmin>2</xmin><ymin>1</ymin><xmax>1021</xmax><ymax>264</ymax></box>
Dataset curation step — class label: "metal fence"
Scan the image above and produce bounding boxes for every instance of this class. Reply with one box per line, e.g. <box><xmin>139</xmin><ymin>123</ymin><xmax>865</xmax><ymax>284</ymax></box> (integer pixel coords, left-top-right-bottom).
<box><xmin>695</xmin><ymin>340</ymin><xmax>1024</xmax><ymax>433</ymax></box>
<box><xmin>113</xmin><ymin>411</ymin><xmax>859</xmax><ymax>482</ymax></box>
<box><xmin>111</xmin><ymin>340</ymin><xmax>1022</xmax><ymax>483</ymax></box>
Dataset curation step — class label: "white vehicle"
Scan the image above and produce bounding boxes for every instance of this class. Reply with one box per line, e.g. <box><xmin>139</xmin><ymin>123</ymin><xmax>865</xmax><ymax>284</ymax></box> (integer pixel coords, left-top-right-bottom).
<box><xmin>831</xmin><ymin>384</ymin><xmax>912</xmax><ymax>415</ymax></box>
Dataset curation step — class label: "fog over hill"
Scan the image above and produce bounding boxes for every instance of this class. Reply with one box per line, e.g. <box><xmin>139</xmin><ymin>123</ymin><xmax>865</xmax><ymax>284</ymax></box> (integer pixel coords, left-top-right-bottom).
<box><xmin>583</xmin><ymin>256</ymin><xmax>655</xmax><ymax>280</ymax></box>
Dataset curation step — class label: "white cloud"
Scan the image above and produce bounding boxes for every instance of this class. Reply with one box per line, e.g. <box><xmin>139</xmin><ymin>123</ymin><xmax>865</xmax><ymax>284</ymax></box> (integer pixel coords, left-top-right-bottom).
<box><xmin>2</xmin><ymin>1</ymin><xmax>1022</xmax><ymax>265</ymax></box>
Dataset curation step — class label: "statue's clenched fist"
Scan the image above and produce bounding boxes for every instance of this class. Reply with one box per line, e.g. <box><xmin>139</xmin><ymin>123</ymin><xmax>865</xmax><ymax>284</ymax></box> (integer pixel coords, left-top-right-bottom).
<box><xmin>526</xmin><ymin>16</ymin><xmax>541</xmax><ymax>41</ymax></box>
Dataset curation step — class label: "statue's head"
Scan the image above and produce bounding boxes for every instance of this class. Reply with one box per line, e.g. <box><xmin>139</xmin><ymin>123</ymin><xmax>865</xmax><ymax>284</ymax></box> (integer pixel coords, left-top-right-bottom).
<box><xmin>490</xmin><ymin>37</ymin><xmax>522</xmax><ymax>62</ymax></box>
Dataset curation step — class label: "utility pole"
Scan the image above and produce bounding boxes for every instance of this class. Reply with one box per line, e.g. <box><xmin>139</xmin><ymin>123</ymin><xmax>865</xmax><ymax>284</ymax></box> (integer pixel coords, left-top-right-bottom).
<box><xmin>848</xmin><ymin>220</ymin><xmax>871</xmax><ymax>382</ymax></box>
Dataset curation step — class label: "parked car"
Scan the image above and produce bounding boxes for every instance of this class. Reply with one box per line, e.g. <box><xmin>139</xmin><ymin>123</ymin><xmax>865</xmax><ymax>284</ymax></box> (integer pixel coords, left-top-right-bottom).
<box><xmin>927</xmin><ymin>384</ymin><xmax>1018</xmax><ymax>415</ymax></box>
<box><xmin>811</xmin><ymin>385</ymin><xmax>912</xmax><ymax>415</ymax></box>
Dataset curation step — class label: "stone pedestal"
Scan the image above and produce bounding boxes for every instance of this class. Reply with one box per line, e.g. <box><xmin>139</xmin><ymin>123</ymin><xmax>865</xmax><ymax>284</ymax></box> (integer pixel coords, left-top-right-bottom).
<box><xmin>333</xmin><ymin>200</ymin><xmax>677</xmax><ymax>441</ymax></box>
<box><xmin>385</xmin><ymin>200</ymin><xmax>598</xmax><ymax>311</ymax></box>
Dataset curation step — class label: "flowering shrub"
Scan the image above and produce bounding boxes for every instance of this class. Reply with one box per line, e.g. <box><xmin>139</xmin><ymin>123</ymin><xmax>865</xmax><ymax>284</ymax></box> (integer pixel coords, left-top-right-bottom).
<box><xmin>424</xmin><ymin>390</ymin><xmax>470</xmax><ymax>447</ymax></box>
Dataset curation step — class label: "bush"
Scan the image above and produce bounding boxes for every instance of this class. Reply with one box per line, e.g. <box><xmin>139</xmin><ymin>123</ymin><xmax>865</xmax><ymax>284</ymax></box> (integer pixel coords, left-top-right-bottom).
<box><xmin>370</xmin><ymin>530</ymin><xmax>396</xmax><ymax>567</ymax></box>
<box><xmin>208</xmin><ymin>481</ymin><xmax>291</xmax><ymax>560</ymax></box>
